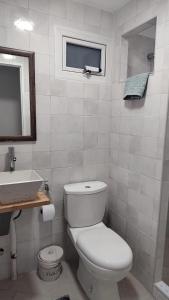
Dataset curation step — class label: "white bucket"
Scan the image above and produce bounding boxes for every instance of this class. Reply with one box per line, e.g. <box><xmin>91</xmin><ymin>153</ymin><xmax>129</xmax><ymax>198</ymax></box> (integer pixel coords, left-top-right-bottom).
<box><xmin>37</xmin><ymin>245</ymin><xmax>63</xmax><ymax>281</ymax></box>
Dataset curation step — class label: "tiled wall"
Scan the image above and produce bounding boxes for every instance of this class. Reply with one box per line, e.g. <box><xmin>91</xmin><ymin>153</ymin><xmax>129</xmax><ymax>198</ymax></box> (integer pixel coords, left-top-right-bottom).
<box><xmin>0</xmin><ymin>0</ymin><xmax>113</xmax><ymax>279</ymax></box>
<box><xmin>109</xmin><ymin>0</ymin><xmax>169</xmax><ymax>292</ymax></box>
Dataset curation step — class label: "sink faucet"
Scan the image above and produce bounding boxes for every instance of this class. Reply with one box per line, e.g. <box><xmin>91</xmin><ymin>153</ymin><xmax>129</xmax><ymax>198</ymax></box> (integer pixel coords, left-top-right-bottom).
<box><xmin>8</xmin><ymin>147</ymin><xmax>16</xmax><ymax>172</ymax></box>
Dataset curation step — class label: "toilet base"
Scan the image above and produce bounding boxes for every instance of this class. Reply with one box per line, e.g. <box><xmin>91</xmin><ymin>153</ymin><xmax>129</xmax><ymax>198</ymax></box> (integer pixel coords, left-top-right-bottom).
<box><xmin>77</xmin><ymin>259</ymin><xmax>120</xmax><ymax>300</ymax></box>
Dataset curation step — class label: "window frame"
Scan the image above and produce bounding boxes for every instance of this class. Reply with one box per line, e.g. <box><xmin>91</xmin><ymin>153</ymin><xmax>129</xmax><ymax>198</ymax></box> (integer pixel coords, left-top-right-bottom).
<box><xmin>62</xmin><ymin>36</ymin><xmax>106</xmax><ymax>76</ymax></box>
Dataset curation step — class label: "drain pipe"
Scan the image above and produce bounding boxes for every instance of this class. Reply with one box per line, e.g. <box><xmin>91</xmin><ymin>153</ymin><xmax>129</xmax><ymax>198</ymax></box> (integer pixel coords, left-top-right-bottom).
<box><xmin>10</xmin><ymin>210</ymin><xmax>22</xmax><ymax>280</ymax></box>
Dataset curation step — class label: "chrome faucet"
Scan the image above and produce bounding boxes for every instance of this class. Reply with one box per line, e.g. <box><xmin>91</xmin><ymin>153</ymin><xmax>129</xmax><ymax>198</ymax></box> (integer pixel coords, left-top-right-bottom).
<box><xmin>8</xmin><ymin>147</ymin><xmax>16</xmax><ymax>172</ymax></box>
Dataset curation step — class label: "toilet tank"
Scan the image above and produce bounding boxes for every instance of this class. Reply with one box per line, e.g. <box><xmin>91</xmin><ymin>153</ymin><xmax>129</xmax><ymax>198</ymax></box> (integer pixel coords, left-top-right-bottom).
<box><xmin>64</xmin><ymin>181</ymin><xmax>107</xmax><ymax>228</ymax></box>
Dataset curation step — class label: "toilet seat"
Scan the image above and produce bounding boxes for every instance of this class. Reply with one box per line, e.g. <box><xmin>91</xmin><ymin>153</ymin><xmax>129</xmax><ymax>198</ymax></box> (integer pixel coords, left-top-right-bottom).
<box><xmin>76</xmin><ymin>227</ymin><xmax>133</xmax><ymax>271</ymax></box>
<box><xmin>77</xmin><ymin>244</ymin><xmax>131</xmax><ymax>281</ymax></box>
<box><xmin>68</xmin><ymin>222</ymin><xmax>133</xmax><ymax>276</ymax></box>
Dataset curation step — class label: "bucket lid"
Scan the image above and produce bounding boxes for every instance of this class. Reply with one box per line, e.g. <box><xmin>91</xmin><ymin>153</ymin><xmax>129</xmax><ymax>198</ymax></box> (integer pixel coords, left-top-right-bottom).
<box><xmin>39</xmin><ymin>246</ymin><xmax>63</xmax><ymax>263</ymax></box>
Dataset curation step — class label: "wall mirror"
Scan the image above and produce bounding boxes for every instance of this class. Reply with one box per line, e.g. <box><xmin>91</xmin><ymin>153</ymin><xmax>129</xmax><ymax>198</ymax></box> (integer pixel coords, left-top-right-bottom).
<box><xmin>0</xmin><ymin>47</ymin><xmax>36</xmax><ymax>141</ymax></box>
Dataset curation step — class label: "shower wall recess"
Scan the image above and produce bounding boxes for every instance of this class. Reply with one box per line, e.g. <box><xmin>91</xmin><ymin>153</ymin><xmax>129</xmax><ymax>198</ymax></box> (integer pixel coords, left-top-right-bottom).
<box><xmin>125</xmin><ymin>19</ymin><xmax>156</xmax><ymax>77</ymax></box>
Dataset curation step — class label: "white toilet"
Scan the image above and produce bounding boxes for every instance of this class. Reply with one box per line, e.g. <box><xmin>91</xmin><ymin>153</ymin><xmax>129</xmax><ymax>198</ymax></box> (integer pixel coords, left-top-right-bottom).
<box><xmin>64</xmin><ymin>181</ymin><xmax>133</xmax><ymax>300</ymax></box>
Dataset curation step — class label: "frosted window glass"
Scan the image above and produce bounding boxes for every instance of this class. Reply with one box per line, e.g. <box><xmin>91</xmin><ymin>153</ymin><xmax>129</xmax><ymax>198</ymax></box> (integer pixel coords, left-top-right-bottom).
<box><xmin>66</xmin><ymin>43</ymin><xmax>101</xmax><ymax>69</ymax></box>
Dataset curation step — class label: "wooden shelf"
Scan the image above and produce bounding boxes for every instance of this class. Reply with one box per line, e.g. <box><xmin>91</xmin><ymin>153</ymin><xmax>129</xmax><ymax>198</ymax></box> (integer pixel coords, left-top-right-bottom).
<box><xmin>0</xmin><ymin>192</ymin><xmax>50</xmax><ymax>213</ymax></box>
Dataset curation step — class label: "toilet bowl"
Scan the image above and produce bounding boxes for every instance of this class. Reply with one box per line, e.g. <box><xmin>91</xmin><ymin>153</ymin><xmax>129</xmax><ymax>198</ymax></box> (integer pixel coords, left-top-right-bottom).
<box><xmin>68</xmin><ymin>222</ymin><xmax>132</xmax><ymax>300</ymax></box>
<box><xmin>64</xmin><ymin>181</ymin><xmax>133</xmax><ymax>300</ymax></box>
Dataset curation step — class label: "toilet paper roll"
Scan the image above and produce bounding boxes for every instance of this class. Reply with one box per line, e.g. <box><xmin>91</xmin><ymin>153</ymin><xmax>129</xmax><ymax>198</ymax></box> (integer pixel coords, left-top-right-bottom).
<box><xmin>41</xmin><ymin>204</ymin><xmax>55</xmax><ymax>222</ymax></box>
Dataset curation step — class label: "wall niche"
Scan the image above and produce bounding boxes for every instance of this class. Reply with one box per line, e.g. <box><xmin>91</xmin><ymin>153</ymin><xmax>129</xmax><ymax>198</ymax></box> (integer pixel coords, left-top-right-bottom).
<box><xmin>124</xmin><ymin>18</ymin><xmax>156</xmax><ymax>78</ymax></box>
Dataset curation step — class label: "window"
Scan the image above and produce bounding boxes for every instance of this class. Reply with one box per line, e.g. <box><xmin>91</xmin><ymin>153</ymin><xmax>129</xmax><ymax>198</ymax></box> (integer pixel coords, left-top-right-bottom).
<box><xmin>62</xmin><ymin>36</ymin><xmax>106</xmax><ymax>76</ymax></box>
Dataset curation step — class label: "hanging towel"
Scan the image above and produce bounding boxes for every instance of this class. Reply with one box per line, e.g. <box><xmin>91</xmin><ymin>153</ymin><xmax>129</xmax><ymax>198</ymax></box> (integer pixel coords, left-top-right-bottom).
<box><xmin>123</xmin><ymin>72</ymin><xmax>150</xmax><ymax>100</ymax></box>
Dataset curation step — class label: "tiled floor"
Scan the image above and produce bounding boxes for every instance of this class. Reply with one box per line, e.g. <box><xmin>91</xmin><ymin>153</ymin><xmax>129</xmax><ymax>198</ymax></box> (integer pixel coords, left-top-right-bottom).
<box><xmin>0</xmin><ymin>261</ymin><xmax>154</xmax><ymax>300</ymax></box>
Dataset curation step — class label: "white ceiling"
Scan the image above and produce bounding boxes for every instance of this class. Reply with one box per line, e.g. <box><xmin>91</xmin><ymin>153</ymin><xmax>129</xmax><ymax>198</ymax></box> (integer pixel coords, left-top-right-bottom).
<box><xmin>73</xmin><ymin>0</ymin><xmax>131</xmax><ymax>13</ymax></box>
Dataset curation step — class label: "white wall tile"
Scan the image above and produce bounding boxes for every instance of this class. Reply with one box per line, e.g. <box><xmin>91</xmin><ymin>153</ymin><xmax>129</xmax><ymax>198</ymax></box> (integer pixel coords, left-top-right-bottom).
<box><xmin>84</xmin><ymin>100</ymin><xmax>98</xmax><ymax>115</ymax></box>
<box><xmin>49</xmin><ymin>0</ymin><xmax>67</xmax><ymax>18</ymax></box>
<box><xmin>32</xmin><ymin>151</ymin><xmax>51</xmax><ymax>169</ymax></box>
<box><xmin>50</xmin><ymin>78</ymin><xmax>67</xmax><ymax>97</ymax></box>
<box><xmin>67</xmin><ymin>1</ymin><xmax>84</xmax><ymax>25</ymax></box>
<box><xmin>66</xmin><ymin>81</ymin><xmax>84</xmax><ymax>99</ymax></box>
<box><xmin>35</xmin><ymin>53</ymin><xmax>50</xmax><ymax>75</ymax></box>
<box><xmin>30</xmin><ymin>34</ymin><xmax>49</xmax><ymax>55</ymax></box>
<box><xmin>67</xmin><ymin>99</ymin><xmax>83</xmax><ymax>115</ymax></box>
<box><xmin>84</xmin><ymin>83</ymin><xmax>99</xmax><ymax>100</ymax></box>
<box><xmin>50</xmin><ymin>97</ymin><xmax>68</xmax><ymax>114</ymax></box>
<box><xmin>36</xmin><ymin>74</ymin><xmax>50</xmax><ymax>96</ymax></box>
<box><xmin>36</xmin><ymin>95</ymin><xmax>51</xmax><ymax>115</ymax></box>
<box><xmin>84</xmin><ymin>5</ymin><xmax>101</xmax><ymax>27</ymax></box>
<box><xmin>51</xmin><ymin>151</ymin><xmax>68</xmax><ymax>168</ymax></box>
<box><xmin>29</xmin><ymin>10</ymin><xmax>49</xmax><ymax>36</ymax></box>
<box><xmin>29</xmin><ymin>0</ymin><xmax>49</xmax><ymax>14</ymax></box>
<box><xmin>84</xmin><ymin>116</ymin><xmax>98</xmax><ymax>132</ymax></box>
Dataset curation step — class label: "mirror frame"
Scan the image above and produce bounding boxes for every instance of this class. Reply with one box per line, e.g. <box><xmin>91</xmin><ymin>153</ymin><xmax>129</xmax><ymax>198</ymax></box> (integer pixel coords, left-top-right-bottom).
<box><xmin>0</xmin><ymin>46</ymin><xmax>36</xmax><ymax>142</ymax></box>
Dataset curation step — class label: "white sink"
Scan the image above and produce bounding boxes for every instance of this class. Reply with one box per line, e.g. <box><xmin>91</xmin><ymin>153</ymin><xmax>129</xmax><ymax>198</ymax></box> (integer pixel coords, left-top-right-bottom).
<box><xmin>0</xmin><ymin>170</ymin><xmax>44</xmax><ymax>204</ymax></box>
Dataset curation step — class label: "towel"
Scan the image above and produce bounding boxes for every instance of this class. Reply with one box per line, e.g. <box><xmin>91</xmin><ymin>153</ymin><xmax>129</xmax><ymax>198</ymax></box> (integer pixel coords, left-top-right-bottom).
<box><xmin>123</xmin><ymin>72</ymin><xmax>150</xmax><ymax>100</ymax></box>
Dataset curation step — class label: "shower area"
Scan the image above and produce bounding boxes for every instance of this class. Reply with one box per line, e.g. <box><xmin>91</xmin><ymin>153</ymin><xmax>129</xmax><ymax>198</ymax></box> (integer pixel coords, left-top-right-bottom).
<box><xmin>124</xmin><ymin>19</ymin><xmax>169</xmax><ymax>296</ymax></box>
<box><xmin>111</xmin><ymin>7</ymin><xmax>169</xmax><ymax>297</ymax></box>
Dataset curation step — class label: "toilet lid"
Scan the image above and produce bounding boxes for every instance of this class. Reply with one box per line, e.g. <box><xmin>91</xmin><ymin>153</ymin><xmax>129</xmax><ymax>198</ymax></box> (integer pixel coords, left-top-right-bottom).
<box><xmin>76</xmin><ymin>227</ymin><xmax>133</xmax><ymax>270</ymax></box>
<box><xmin>39</xmin><ymin>246</ymin><xmax>63</xmax><ymax>263</ymax></box>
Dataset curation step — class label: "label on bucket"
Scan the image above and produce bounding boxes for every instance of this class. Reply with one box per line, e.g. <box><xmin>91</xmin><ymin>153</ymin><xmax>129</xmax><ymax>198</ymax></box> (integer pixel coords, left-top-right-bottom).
<box><xmin>38</xmin><ymin>264</ymin><xmax>62</xmax><ymax>281</ymax></box>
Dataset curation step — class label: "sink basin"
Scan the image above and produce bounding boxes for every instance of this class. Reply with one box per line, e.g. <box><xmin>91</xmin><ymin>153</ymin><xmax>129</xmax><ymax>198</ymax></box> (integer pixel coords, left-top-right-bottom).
<box><xmin>0</xmin><ymin>170</ymin><xmax>44</xmax><ymax>204</ymax></box>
